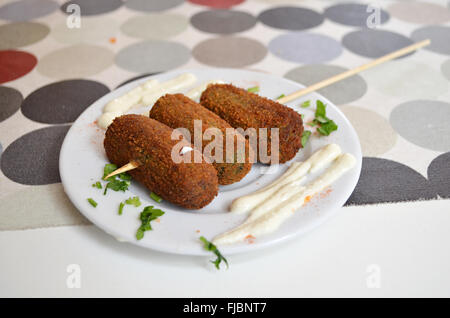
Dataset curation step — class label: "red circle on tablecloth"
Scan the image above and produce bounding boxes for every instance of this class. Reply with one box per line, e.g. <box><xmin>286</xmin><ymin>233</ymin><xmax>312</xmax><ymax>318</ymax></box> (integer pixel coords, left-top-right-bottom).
<box><xmin>0</xmin><ymin>50</ymin><xmax>37</xmax><ymax>84</ymax></box>
<box><xmin>188</xmin><ymin>0</ymin><xmax>244</xmax><ymax>9</ymax></box>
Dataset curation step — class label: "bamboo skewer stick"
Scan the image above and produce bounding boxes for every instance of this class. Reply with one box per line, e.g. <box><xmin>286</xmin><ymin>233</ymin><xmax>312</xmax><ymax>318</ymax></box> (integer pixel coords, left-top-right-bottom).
<box><xmin>103</xmin><ymin>160</ymin><xmax>140</xmax><ymax>180</ymax></box>
<box><xmin>104</xmin><ymin>39</ymin><xmax>430</xmax><ymax>176</ymax></box>
<box><xmin>276</xmin><ymin>39</ymin><xmax>431</xmax><ymax>104</ymax></box>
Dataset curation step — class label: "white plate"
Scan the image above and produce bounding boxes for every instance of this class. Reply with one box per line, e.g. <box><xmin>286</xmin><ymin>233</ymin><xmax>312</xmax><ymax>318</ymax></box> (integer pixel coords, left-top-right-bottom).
<box><xmin>59</xmin><ymin>68</ymin><xmax>362</xmax><ymax>256</ymax></box>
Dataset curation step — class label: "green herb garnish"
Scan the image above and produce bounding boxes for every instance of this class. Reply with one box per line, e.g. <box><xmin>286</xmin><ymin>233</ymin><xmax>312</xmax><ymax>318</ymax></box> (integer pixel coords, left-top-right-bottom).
<box><xmin>136</xmin><ymin>206</ymin><xmax>165</xmax><ymax>240</ymax></box>
<box><xmin>126</xmin><ymin>196</ymin><xmax>141</xmax><ymax>207</ymax></box>
<box><xmin>313</xmin><ymin>100</ymin><xmax>338</xmax><ymax>136</ymax></box>
<box><xmin>92</xmin><ymin>181</ymin><xmax>102</xmax><ymax>189</ymax></box>
<box><xmin>301</xmin><ymin>131</ymin><xmax>312</xmax><ymax>148</ymax></box>
<box><xmin>103</xmin><ymin>163</ymin><xmax>118</xmax><ymax>181</ymax></box>
<box><xmin>300</xmin><ymin>100</ymin><xmax>310</xmax><ymax>108</ymax></box>
<box><xmin>247</xmin><ymin>86</ymin><xmax>259</xmax><ymax>93</ymax></box>
<box><xmin>317</xmin><ymin>120</ymin><xmax>338</xmax><ymax>136</ymax></box>
<box><xmin>199</xmin><ymin>236</ymin><xmax>228</xmax><ymax>270</ymax></box>
<box><xmin>150</xmin><ymin>192</ymin><xmax>162</xmax><ymax>203</ymax></box>
<box><xmin>87</xmin><ymin>198</ymin><xmax>97</xmax><ymax>207</ymax></box>
<box><xmin>118</xmin><ymin>202</ymin><xmax>125</xmax><ymax>215</ymax></box>
<box><xmin>306</xmin><ymin>122</ymin><xmax>317</xmax><ymax>127</ymax></box>
<box><xmin>104</xmin><ymin>179</ymin><xmax>130</xmax><ymax>195</ymax></box>
<box><xmin>102</xmin><ymin>163</ymin><xmax>132</xmax><ymax>195</ymax></box>
<box><xmin>276</xmin><ymin>93</ymin><xmax>285</xmax><ymax>99</ymax></box>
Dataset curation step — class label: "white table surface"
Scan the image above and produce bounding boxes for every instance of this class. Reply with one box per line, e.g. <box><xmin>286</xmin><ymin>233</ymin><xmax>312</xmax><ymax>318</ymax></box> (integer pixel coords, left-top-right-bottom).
<box><xmin>1</xmin><ymin>198</ymin><xmax>449</xmax><ymax>298</ymax></box>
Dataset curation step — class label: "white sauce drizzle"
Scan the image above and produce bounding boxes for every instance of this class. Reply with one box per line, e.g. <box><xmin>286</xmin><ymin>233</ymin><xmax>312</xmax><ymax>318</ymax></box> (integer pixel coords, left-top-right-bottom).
<box><xmin>230</xmin><ymin>143</ymin><xmax>342</xmax><ymax>214</ymax></box>
<box><xmin>185</xmin><ymin>80</ymin><xmax>225</xmax><ymax>101</ymax></box>
<box><xmin>97</xmin><ymin>73</ymin><xmax>198</xmax><ymax>129</ymax></box>
<box><xmin>213</xmin><ymin>144</ymin><xmax>356</xmax><ymax>245</ymax></box>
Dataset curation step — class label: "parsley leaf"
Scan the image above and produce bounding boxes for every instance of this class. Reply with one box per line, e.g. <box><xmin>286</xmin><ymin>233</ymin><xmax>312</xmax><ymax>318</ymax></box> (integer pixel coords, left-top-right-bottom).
<box><xmin>276</xmin><ymin>93</ymin><xmax>285</xmax><ymax>99</ymax></box>
<box><xmin>102</xmin><ymin>163</ymin><xmax>132</xmax><ymax>195</ymax></box>
<box><xmin>92</xmin><ymin>181</ymin><xmax>102</xmax><ymax>189</ymax></box>
<box><xmin>312</xmin><ymin>100</ymin><xmax>338</xmax><ymax>136</ymax></box>
<box><xmin>104</xmin><ymin>179</ymin><xmax>130</xmax><ymax>195</ymax></box>
<box><xmin>136</xmin><ymin>206</ymin><xmax>165</xmax><ymax>240</ymax></box>
<box><xmin>247</xmin><ymin>86</ymin><xmax>259</xmax><ymax>93</ymax></box>
<box><xmin>315</xmin><ymin>100</ymin><xmax>327</xmax><ymax>118</ymax></box>
<box><xmin>150</xmin><ymin>192</ymin><xmax>162</xmax><ymax>203</ymax></box>
<box><xmin>87</xmin><ymin>198</ymin><xmax>97</xmax><ymax>207</ymax></box>
<box><xmin>125</xmin><ymin>196</ymin><xmax>141</xmax><ymax>207</ymax></box>
<box><xmin>317</xmin><ymin>120</ymin><xmax>338</xmax><ymax>136</ymax></box>
<box><xmin>199</xmin><ymin>236</ymin><xmax>229</xmax><ymax>270</ymax></box>
<box><xmin>103</xmin><ymin>163</ymin><xmax>118</xmax><ymax>181</ymax></box>
<box><xmin>301</xmin><ymin>130</ymin><xmax>312</xmax><ymax>148</ymax></box>
<box><xmin>300</xmin><ymin>100</ymin><xmax>310</xmax><ymax>108</ymax></box>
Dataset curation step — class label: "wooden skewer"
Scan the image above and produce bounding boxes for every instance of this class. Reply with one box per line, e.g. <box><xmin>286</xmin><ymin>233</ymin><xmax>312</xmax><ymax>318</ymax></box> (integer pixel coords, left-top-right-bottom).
<box><xmin>104</xmin><ymin>39</ymin><xmax>430</xmax><ymax>177</ymax></box>
<box><xmin>276</xmin><ymin>39</ymin><xmax>431</xmax><ymax>104</ymax></box>
<box><xmin>103</xmin><ymin>160</ymin><xmax>140</xmax><ymax>180</ymax></box>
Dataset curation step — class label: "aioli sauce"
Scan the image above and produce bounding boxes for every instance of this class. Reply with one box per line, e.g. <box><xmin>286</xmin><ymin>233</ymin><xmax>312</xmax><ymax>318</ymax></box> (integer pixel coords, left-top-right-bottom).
<box><xmin>213</xmin><ymin>144</ymin><xmax>356</xmax><ymax>245</ymax></box>
<box><xmin>97</xmin><ymin>73</ymin><xmax>198</xmax><ymax>129</ymax></box>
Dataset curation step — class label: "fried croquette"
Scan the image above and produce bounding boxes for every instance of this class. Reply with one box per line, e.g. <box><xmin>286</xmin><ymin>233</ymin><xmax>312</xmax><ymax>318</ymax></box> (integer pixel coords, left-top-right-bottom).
<box><xmin>104</xmin><ymin>114</ymin><xmax>218</xmax><ymax>209</ymax></box>
<box><xmin>150</xmin><ymin>94</ymin><xmax>253</xmax><ymax>185</ymax></box>
<box><xmin>200</xmin><ymin>84</ymin><xmax>304</xmax><ymax>163</ymax></box>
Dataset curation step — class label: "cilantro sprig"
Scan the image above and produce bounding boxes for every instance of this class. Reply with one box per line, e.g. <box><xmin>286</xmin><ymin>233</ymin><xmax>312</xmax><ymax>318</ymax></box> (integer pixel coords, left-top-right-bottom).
<box><xmin>136</xmin><ymin>206</ymin><xmax>165</xmax><ymax>240</ymax></box>
<box><xmin>301</xmin><ymin>130</ymin><xmax>312</xmax><ymax>148</ymax></box>
<box><xmin>199</xmin><ymin>236</ymin><xmax>229</xmax><ymax>270</ymax></box>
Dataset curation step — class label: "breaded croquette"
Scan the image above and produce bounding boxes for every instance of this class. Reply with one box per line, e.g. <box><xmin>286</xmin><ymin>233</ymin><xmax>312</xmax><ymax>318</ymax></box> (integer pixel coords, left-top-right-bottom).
<box><xmin>104</xmin><ymin>114</ymin><xmax>218</xmax><ymax>209</ymax></box>
<box><xmin>200</xmin><ymin>84</ymin><xmax>304</xmax><ymax>163</ymax></box>
<box><xmin>150</xmin><ymin>94</ymin><xmax>253</xmax><ymax>185</ymax></box>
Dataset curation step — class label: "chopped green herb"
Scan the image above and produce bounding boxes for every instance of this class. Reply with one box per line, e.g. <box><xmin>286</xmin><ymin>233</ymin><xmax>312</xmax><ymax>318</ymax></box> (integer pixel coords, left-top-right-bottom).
<box><xmin>315</xmin><ymin>100</ymin><xmax>327</xmax><ymax>118</ymax></box>
<box><xmin>300</xmin><ymin>100</ymin><xmax>310</xmax><ymax>108</ymax></box>
<box><xmin>125</xmin><ymin>196</ymin><xmax>141</xmax><ymax>207</ymax></box>
<box><xmin>103</xmin><ymin>179</ymin><xmax>130</xmax><ymax>195</ymax></box>
<box><xmin>317</xmin><ymin>120</ymin><xmax>338</xmax><ymax>136</ymax></box>
<box><xmin>87</xmin><ymin>198</ymin><xmax>97</xmax><ymax>208</ymax></box>
<box><xmin>118</xmin><ymin>202</ymin><xmax>125</xmax><ymax>215</ymax></box>
<box><xmin>301</xmin><ymin>130</ymin><xmax>312</xmax><ymax>148</ymax></box>
<box><xmin>199</xmin><ymin>236</ymin><xmax>229</xmax><ymax>270</ymax></box>
<box><xmin>150</xmin><ymin>192</ymin><xmax>162</xmax><ymax>203</ymax></box>
<box><xmin>247</xmin><ymin>86</ymin><xmax>259</xmax><ymax>93</ymax></box>
<box><xmin>92</xmin><ymin>181</ymin><xmax>102</xmax><ymax>189</ymax></box>
<box><xmin>118</xmin><ymin>172</ymin><xmax>131</xmax><ymax>181</ymax></box>
<box><xmin>103</xmin><ymin>163</ymin><xmax>118</xmax><ymax>181</ymax></box>
<box><xmin>311</xmin><ymin>100</ymin><xmax>339</xmax><ymax>136</ymax></box>
<box><xmin>306</xmin><ymin>122</ymin><xmax>317</xmax><ymax>127</ymax></box>
<box><xmin>102</xmin><ymin>163</ymin><xmax>132</xmax><ymax>195</ymax></box>
<box><xmin>136</xmin><ymin>206</ymin><xmax>165</xmax><ymax>240</ymax></box>
<box><xmin>276</xmin><ymin>93</ymin><xmax>285</xmax><ymax>99</ymax></box>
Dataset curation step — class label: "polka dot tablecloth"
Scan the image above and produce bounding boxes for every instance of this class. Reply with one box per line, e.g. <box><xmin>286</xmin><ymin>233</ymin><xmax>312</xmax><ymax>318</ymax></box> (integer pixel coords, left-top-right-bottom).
<box><xmin>0</xmin><ymin>0</ymin><xmax>449</xmax><ymax>231</ymax></box>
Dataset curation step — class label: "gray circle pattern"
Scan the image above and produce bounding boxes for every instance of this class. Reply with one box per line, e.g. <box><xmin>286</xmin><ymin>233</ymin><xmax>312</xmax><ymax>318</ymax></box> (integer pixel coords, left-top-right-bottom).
<box><xmin>258</xmin><ymin>6</ymin><xmax>324</xmax><ymax>30</ymax></box>
<box><xmin>346</xmin><ymin>157</ymin><xmax>437</xmax><ymax>205</ymax></box>
<box><xmin>269</xmin><ymin>32</ymin><xmax>342</xmax><ymax>64</ymax></box>
<box><xmin>191</xmin><ymin>10</ymin><xmax>257</xmax><ymax>34</ymax></box>
<box><xmin>285</xmin><ymin>64</ymin><xmax>367</xmax><ymax>105</ymax></box>
<box><xmin>61</xmin><ymin>0</ymin><xmax>123</xmax><ymax>16</ymax></box>
<box><xmin>21</xmin><ymin>80</ymin><xmax>110</xmax><ymax>124</ymax></box>
<box><xmin>411</xmin><ymin>26</ymin><xmax>450</xmax><ymax>55</ymax></box>
<box><xmin>343</xmin><ymin>29</ymin><xmax>414</xmax><ymax>59</ymax></box>
<box><xmin>125</xmin><ymin>0</ymin><xmax>184</xmax><ymax>12</ymax></box>
<box><xmin>0</xmin><ymin>86</ymin><xmax>23</xmax><ymax>122</ymax></box>
<box><xmin>1</xmin><ymin>125</ymin><xmax>71</xmax><ymax>185</ymax></box>
<box><xmin>428</xmin><ymin>152</ymin><xmax>450</xmax><ymax>199</ymax></box>
<box><xmin>0</xmin><ymin>0</ymin><xmax>58</xmax><ymax>21</ymax></box>
<box><xmin>115</xmin><ymin>40</ymin><xmax>190</xmax><ymax>73</ymax></box>
<box><xmin>324</xmin><ymin>3</ymin><xmax>389</xmax><ymax>27</ymax></box>
<box><xmin>390</xmin><ymin>100</ymin><xmax>450</xmax><ymax>152</ymax></box>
